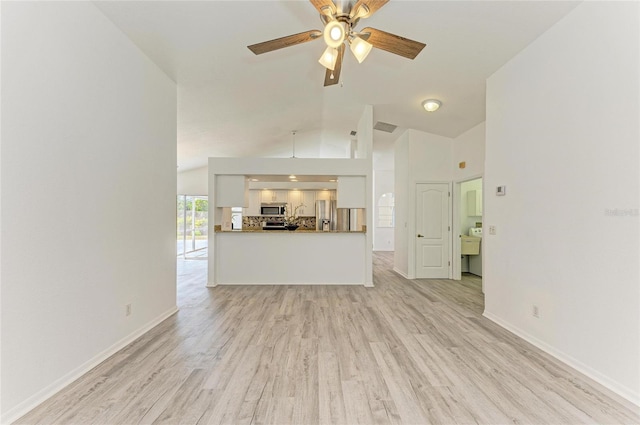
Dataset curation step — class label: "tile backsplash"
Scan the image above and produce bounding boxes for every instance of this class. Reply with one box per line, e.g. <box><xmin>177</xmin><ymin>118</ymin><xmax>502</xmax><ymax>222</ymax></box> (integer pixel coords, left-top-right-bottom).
<box><xmin>242</xmin><ymin>216</ymin><xmax>316</xmax><ymax>230</ymax></box>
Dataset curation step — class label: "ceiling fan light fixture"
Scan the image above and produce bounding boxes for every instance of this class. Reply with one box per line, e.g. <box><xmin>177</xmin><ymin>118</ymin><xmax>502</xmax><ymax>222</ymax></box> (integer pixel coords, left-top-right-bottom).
<box><xmin>349</xmin><ymin>36</ymin><xmax>373</xmax><ymax>63</ymax></box>
<box><xmin>323</xmin><ymin>20</ymin><xmax>345</xmax><ymax>48</ymax></box>
<box><xmin>422</xmin><ymin>99</ymin><xmax>442</xmax><ymax>112</ymax></box>
<box><xmin>318</xmin><ymin>46</ymin><xmax>339</xmax><ymax>70</ymax></box>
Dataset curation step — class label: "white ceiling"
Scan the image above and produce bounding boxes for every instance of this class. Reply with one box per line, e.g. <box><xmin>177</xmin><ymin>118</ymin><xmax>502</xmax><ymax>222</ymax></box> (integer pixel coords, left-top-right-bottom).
<box><xmin>94</xmin><ymin>0</ymin><xmax>579</xmax><ymax>171</ymax></box>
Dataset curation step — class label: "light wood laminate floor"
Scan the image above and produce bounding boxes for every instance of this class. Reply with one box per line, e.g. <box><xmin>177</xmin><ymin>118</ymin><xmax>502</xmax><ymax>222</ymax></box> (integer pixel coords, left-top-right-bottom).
<box><xmin>16</xmin><ymin>252</ymin><xmax>639</xmax><ymax>424</ymax></box>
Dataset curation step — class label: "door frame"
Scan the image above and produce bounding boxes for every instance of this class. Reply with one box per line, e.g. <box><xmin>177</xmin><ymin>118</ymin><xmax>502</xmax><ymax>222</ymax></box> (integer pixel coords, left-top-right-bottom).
<box><xmin>452</xmin><ymin>174</ymin><xmax>483</xmax><ymax>281</ymax></box>
<box><xmin>177</xmin><ymin>194</ymin><xmax>209</xmax><ymax>259</ymax></box>
<box><xmin>412</xmin><ymin>181</ymin><xmax>453</xmax><ymax>279</ymax></box>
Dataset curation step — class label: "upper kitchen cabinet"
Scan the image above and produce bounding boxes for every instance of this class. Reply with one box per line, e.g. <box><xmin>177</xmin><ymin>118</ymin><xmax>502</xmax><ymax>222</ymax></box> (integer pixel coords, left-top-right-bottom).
<box><xmin>243</xmin><ymin>190</ymin><xmax>261</xmax><ymax>216</ymax></box>
<box><xmin>337</xmin><ymin>176</ymin><xmax>366</xmax><ymax>208</ymax></box>
<box><xmin>261</xmin><ymin>189</ymin><xmax>288</xmax><ymax>203</ymax></box>
<box><xmin>287</xmin><ymin>190</ymin><xmax>302</xmax><ymax>211</ymax></box>
<box><xmin>300</xmin><ymin>191</ymin><xmax>316</xmax><ymax>216</ymax></box>
<box><xmin>216</xmin><ymin>175</ymin><xmax>248</xmax><ymax>207</ymax></box>
<box><xmin>284</xmin><ymin>190</ymin><xmax>316</xmax><ymax>217</ymax></box>
<box><xmin>316</xmin><ymin>190</ymin><xmax>336</xmax><ymax>201</ymax></box>
<box><xmin>467</xmin><ymin>189</ymin><xmax>483</xmax><ymax>216</ymax></box>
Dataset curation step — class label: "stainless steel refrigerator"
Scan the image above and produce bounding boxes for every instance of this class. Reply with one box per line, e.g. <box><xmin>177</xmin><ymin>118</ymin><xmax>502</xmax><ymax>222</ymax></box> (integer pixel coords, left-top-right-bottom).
<box><xmin>316</xmin><ymin>200</ymin><xmax>364</xmax><ymax>231</ymax></box>
<box><xmin>337</xmin><ymin>208</ymin><xmax>364</xmax><ymax>231</ymax></box>
<box><xmin>316</xmin><ymin>200</ymin><xmax>337</xmax><ymax>231</ymax></box>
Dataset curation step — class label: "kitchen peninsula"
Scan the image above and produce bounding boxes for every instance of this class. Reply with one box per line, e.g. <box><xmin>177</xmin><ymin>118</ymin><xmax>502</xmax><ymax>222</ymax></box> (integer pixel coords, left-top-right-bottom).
<box><xmin>208</xmin><ymin>157</ymin><xmax>373</xmax><ymax>287</ymax></box>
<box><xmin>214</xmin><ymin>228</ymin><xmax>366</xmax><ymax>285</ymax></box>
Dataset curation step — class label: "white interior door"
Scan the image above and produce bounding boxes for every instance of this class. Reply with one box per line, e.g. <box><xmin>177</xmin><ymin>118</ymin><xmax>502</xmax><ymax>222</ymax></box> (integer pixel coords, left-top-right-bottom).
<box><xmin>415</xmin><ymin>183</ymin><xmax>451</xmax><ymax>278</ymax></box>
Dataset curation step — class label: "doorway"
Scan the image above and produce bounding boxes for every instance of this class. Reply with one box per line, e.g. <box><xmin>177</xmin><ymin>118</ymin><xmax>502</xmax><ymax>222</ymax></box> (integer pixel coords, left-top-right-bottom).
<box><xmin>415</xmin><ymin>183</ymin><xmax>451</xmax><ymax>278</ymax></box>
<box><xmin>177</xmin><ymin>195</ymin><xmax>208</xmax><ymax>259</ymax></box>
<box><xmin>453</xmin><ymin>177</ymin><xmax>483</xmax><ymax>283</ymax></box>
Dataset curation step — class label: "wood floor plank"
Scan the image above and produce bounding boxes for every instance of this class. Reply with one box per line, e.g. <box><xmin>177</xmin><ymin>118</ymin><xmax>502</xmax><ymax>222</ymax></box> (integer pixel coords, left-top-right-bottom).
<box><xmin>317</xmin><ymin>351</ymin><xmax>347</xmax><ymax>425</ymax></box>
<box><xmin>14</xmin><ymin>252</ymin><xmax>640</xmax><ymax>425</ymax></box>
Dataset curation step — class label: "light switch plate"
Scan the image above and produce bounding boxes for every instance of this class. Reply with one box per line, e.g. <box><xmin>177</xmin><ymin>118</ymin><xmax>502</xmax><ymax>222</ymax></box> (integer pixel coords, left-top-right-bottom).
<box><xmin>496</xmin><ymin>185</ymin><xmax>506</xmax><ymax>196</ymax></box>
<box><xmin>489</xmin><ymin>225</ymin><xmax>497</xmax><ymax>235</ymax></box>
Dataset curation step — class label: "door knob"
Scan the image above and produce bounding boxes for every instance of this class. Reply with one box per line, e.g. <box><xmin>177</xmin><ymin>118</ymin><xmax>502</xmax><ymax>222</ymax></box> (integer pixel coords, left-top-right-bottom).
<box><xmin>417</xmin><ymin>234</ymin><xmax>424</xmax><ymax>238</ymax></box>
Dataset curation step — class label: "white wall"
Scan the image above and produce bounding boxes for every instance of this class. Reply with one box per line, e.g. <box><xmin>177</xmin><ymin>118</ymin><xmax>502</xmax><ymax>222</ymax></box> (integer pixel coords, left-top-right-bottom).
<box><xmin>357</xmin><ymin>105</ymin><xmax>374</xmax><ymax>286</ymax></box>
<box><xmin>177</xmin><ymin>166</ymin><xmax>208</xmax><ymax>195</ymax></box>
<box><xmin>374</xmin><ymin>170</ymin><xmax>394</xmax><ymax>251</ymax></box>
<box><xmin>484</xmin><ymin>1</ymin><xmax>639</xmax><ymax>404</ymax></box>
<box><xmin>259</xmin><ymin>128</ymin><xmax>351</xmax><ymax>159</ymax></box>
<box><xmin>1</xmin><ymin>2</ymin><xmax>177</xmax><ymax>421</ymax></box>
<box><xmin>373</xmin><ymin>138</ymin><xmax>395</xmax><ymax>252</ymax></box>
<box><xmin>453</xmin><ymin>122</ymin><xmax>485</xmax><ymax>182</ymax></box>
<box><xmin>393</xmin><ymin>133</ymin><xmax>411</xmax><ymax>277</ymax></box>
<box><xmin>394</xmin><ymin>130</ymin><xmax>453</xmax><ymax>278</ymax></box>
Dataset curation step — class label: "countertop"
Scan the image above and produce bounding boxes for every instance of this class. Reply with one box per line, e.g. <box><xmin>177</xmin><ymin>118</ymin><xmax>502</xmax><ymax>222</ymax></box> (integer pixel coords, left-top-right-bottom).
<box><xmin>214</xmin><ymin>225</ymin><xmax>366</xmax><ymax>234</ymax></box>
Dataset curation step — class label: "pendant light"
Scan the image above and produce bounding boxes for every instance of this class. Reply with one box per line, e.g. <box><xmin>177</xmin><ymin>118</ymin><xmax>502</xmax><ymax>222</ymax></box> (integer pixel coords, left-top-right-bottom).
<box><xmin>290</xmin><ymin>130</ymin><xmax>297</xmax><ymax>158</ymax></box>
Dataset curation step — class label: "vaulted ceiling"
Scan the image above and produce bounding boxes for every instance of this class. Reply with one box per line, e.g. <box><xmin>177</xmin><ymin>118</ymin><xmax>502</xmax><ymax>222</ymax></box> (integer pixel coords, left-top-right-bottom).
<box><xmin>94</xmin><ymin>1</ymin><xmax>579</xmax><ymax>171</ymax></box>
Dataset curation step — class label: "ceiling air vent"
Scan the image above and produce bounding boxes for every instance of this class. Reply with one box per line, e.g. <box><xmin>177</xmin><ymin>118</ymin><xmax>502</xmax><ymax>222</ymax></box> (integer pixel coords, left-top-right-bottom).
<box><xmin>350</xmin><ymin>130</ymin><xmax>357</xmax><ymax>136</ymax></box>
<box><xmin>373</xmin><ymin>121</ymin><xmax>397</xmax><ymax>133</ymax></box>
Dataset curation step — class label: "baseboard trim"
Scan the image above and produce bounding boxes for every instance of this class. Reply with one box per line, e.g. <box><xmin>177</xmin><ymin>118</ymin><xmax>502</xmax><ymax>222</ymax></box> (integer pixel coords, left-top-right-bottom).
<box><xmin>214</xmin><ymin>282</ymin><xmax>364</xmax><ymax>286</ymax></box>
<box><xmin>393</xmin><ymin>267</ymin><xmax>409</xmax><ymax>279</ymax></box>
<box><xmin>483</xmin><ymin>310</ymin><xmax>640</xmax><ymax>408</ymax></box>
<box><xmin>2</xmin><ymin>306</ymin><xmax>179</xmax><ymax>425</ymax></box>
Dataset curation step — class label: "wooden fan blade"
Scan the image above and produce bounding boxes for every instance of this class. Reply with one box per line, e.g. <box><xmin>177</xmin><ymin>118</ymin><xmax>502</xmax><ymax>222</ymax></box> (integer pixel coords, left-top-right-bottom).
<box><xmin>248</xmin><ymin>30</ymin><xmax>322</xmax><ymax>55</ymax></box>
<box><xmin>324</xmin><ymin>44</ymin><xmax>345</xmax><ymax>86</ymax></box>
<box><xmin>360</xmin><ymin>27</ymin><xmax>426</xmax><ymax>60</ymax></box>
<box><xmin>351</xmin><ymin>0</ymin><xmax>389</xmax><ymax>19</ymax></box>
<box><xmin>310</xmin><ymin>0</ymin><xmax>336</xmax><ymax>16</ymax></box>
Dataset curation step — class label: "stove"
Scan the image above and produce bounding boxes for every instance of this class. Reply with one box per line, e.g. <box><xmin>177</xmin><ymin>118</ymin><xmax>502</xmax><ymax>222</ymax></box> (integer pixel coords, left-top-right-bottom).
<box><xmin>262</xmin><ymin>221</ymin><xmax>285</xmax><ymax>231</ymax></box>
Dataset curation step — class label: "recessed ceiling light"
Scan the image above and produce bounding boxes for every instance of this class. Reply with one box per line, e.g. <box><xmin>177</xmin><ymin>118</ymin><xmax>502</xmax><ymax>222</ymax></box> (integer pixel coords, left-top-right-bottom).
<box><xmin>250</xmin><ymin>178</ymin><xmax>259</xmax><ymax>182</ymax></box>
<box><xmin>291</xmin><ymin>179</ymin><xmax>298</xmax><ymax>182</ymax></box>
<box><xmin>289</xmin><ymin>175</ymin><xmax>296</xmax><ymax>179</ymax></box>
<box><xmin>422</xmin><ymin>99</ymin><xmax>442</xmax><ymax>112</ymax></box>
<box><xmin>329</xmin><ymin>179</ymin><xmax>337</xmax><ymax>182</ymax></box>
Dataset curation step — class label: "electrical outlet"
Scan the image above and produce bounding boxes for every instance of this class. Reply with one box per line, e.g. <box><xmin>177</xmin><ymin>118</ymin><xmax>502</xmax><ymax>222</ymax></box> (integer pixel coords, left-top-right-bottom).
<box><xmin>532</xmin><ymin>305</ymin><xmax>539</xmax><ymax>318</ymax></box>
<box><xmin>125</xmin><ymin>304</ymin><xmax>132</xmax><ymax>317</ymax></box>
<box><xmin>489</xmin><ymin>225</ymin><xmax>497</xmax><ymax>235</ymax></box>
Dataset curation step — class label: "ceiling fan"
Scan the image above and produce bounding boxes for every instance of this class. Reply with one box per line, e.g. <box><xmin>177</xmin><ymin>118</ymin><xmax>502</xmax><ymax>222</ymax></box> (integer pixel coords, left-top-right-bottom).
<box><xmin>247</xmin><ymin>0</ymin><xmax>426</xmax><ymax>87</ymax></box>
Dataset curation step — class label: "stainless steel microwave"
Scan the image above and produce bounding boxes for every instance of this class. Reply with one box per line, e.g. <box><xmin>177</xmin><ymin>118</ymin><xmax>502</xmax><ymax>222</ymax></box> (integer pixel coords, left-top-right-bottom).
<box><xmin>260</xmin><ymin>203</ymin><xmax>286</xmax><ymax>216</ymax></box>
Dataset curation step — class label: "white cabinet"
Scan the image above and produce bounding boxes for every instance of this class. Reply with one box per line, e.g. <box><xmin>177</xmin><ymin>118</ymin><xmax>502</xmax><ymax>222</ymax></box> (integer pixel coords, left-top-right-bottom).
<box><xmin>260</xmin><ymin>190</ymin><xmax>273</xmax><ymax>203</ymax></box>
<box><xmin>275</xmin><ymin>190</ymin><xmax>288</xmax><ymax>203</ymax></box>
<box><xmin>287</xmin><ymin>190</ymin><xmax>302</xmax><ymax>214</ymax></box>
<box><xmin>467</xmin><ymin>189</ymin><xmax>483</xmax><ymax>216</ymax></box>
<box><xmin>243</xmin><ymin>190</ymin><xmax>261</xmax><ymax>216</ymax></box>
<box><xmin>261</xmin><ymin>190</ymin><xmax>288</xmax><ymax>203</ymax></box>
<box><xmin>284</xmin><ymin>191</ymin><xmax>316</xmax><ymax>217</ymax></box>
<box><xmin>316</xmin><ymin>190</ymin><xmax>336</xmax><ymax>201</ymax></box>
<box><xmin>301</xmin><ymin>191</ymin><xmax>316</xmax><ymax>216</ymax></box>
<box><xmin>241</xmin><ymin>189</ymin><xmax>329</xmax><ymax>217</ymax></box>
